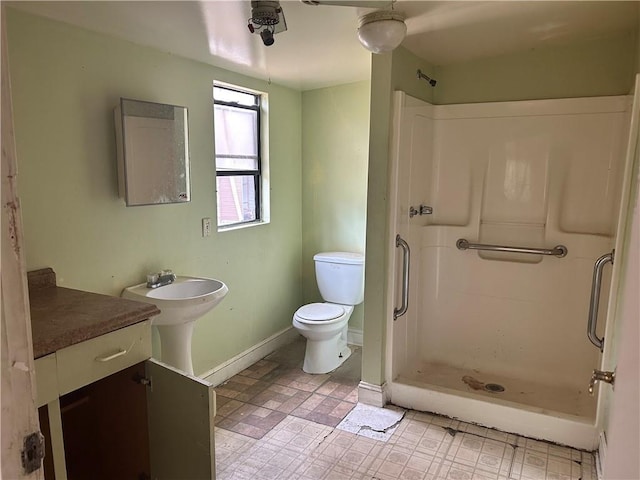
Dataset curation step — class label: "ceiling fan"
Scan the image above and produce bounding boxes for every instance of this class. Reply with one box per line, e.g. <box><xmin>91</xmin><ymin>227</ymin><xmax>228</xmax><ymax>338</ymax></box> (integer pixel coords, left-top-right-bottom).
<box><xmin>248</xmin><ymin>0</ymin><xmax>406</xmax><ymax>53</ymax></box>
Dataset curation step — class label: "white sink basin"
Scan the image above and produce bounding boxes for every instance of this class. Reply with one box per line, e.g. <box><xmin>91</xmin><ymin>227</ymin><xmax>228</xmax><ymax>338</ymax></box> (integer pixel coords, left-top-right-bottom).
<box><xmin>122</xmin><ymin>275</ymin><xmax>228</xmax><ymax>374</ymax></box>
<box><xmin>123</xmin><ymin>276</ymin><xmax>228</xmax><ymax>326</ymax></box>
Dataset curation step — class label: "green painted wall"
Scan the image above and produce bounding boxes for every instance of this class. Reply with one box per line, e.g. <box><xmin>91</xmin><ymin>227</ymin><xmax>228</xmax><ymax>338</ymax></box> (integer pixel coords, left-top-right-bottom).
<box><xmin>7</xmin><ymin>9</ymin><xmax>303</xmax><ymax>376</ymax></box>
<box><xmin>361</xmin><ymin>32</ymin><xmax>637</xmax><ymax>387</ymax></box>
<box><xmin>362</xmin><ymin>48</ymin><xmax>435</xmax><ymax>385</ymax></box>
<box><xmin>391</xmin><ymin>46</ymin><xmax>436</xmax><ymax>105</ymax></box>
<box><xmin>434</xmin><ymin>31</ymin><xmax>637</xmax><ymax>105</ymax></box>
<box><xmin>301</xmin><ymin>82</ymin><xmax>370</xmax><ymax>332</ymax></box>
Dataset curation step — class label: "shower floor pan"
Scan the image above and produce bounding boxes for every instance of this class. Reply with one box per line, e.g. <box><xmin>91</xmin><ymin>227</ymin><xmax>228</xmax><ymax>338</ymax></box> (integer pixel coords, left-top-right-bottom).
<box><xmin>399</xmin><ymin>362</ymin><xmax>596</xmax><ymax>418</ymax></box>
<box><xmin>391</xmin><ymin>362</ymin><xmax>598</xmax><ymax>449</ymax></box>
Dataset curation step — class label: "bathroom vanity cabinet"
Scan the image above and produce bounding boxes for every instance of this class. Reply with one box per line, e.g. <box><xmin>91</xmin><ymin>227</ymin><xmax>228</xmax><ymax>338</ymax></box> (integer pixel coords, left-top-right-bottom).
<box><xmin>29</xmin><ymin>269</ymin><xmax>216</xmax><ymax>480</ymax></box>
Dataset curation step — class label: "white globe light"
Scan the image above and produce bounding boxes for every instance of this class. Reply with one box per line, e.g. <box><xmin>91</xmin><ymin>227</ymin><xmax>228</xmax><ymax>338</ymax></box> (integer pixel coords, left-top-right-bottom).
<box><xmin>357</xmin><ymin>11</ymin><xmax>407</xmax><ymax>54</ymax></box>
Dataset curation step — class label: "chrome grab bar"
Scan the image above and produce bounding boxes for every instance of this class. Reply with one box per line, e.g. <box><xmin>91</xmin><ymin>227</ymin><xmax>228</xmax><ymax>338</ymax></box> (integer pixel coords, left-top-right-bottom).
<box><xmin>587</xmin><ymin>250</ymin><xmax>614</xmax><ymax>351</ymax></box>
<box><xmin>394</xmin><ymin>234</ymin><xmax>410</xmax><ymax>320</ymax></box>
<box><xmin>456</xmin><ymin>239</ymin><xmax>568</xmax><ymax>258</ymax></box>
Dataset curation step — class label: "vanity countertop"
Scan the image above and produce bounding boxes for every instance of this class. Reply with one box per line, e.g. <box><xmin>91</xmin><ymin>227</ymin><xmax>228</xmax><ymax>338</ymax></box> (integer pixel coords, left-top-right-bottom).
<box><xmin>28</xmin><ymin>268</ymin><xmax>160</xmax><ymax>358</ymax></box>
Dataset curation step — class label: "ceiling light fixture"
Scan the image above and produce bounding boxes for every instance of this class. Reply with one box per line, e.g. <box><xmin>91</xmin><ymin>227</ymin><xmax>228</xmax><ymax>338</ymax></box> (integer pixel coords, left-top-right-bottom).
<box><xmin>357</xmin><ymin>10</ymin><xmax>406</xmax><ymax>54</ymax></box>
<box><xmin>248</xmin><ymin>1</ymin><xmax>287</xmax><ymax>46</ymax></box>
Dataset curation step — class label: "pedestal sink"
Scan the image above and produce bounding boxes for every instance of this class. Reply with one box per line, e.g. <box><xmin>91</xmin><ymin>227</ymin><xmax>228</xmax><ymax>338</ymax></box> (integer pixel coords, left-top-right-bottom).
<box><xmin>122</xmin><ymin>276</ymin><xmax>228</xmax><ymax>374</ymax></box>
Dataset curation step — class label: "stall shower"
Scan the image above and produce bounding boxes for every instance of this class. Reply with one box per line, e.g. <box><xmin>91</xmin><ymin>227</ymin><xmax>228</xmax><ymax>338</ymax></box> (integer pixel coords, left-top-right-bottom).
<box><xmin>386</xmin><ymin>92</ymin><xmax>633</xmax><ymax>449</ymax></box>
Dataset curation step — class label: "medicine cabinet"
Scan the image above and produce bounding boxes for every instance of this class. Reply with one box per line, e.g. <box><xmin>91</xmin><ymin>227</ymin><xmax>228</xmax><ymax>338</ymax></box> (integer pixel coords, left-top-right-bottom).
<box><xmin>115</xmin><ymin>98</ymin><xmax>191</xmax><ymax>206</ymax></box>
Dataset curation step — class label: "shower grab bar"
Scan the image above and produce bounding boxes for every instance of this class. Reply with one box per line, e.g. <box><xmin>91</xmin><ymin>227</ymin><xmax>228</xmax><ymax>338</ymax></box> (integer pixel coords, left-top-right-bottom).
<box><xmin>456</xmin><ymin>239</ymin><xmax>568</xmax><ymax>258</ymax></box>
<box><xmin>394</xmin><ymin>234</ymin><xmax>410</xmax><ymax>320</ymax></box>
<box><xmin>587</xmin><ymin>250</ymin><xmax>614</xmax><ymax>352</ymax></box>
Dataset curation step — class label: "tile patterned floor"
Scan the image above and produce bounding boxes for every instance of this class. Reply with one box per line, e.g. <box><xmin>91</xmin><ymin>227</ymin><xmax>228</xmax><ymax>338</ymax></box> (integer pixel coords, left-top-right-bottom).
<box><xmin>215</xmin><ymin>341</ymin><xmax>361</xmax><ymax>439</ymax></box>
<box><xmin>214</xmin><ymin>338</ymin><xmax>597</xmax><ymax>480</ymax></box>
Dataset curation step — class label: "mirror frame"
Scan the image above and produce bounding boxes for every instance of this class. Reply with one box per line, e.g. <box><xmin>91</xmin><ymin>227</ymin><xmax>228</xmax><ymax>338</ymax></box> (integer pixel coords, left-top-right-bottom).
<box><xmin>115</xmin><ymin>98</ymin><xmax>191</xmax><ymax>206</ymax></box>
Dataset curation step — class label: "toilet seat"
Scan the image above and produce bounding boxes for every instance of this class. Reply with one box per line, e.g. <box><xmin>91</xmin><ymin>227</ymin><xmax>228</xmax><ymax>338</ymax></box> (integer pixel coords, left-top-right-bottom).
<box><xmin>295</xmin><ymin>303</ymin><xmax>344</xmax><ymax>323</ymax></box>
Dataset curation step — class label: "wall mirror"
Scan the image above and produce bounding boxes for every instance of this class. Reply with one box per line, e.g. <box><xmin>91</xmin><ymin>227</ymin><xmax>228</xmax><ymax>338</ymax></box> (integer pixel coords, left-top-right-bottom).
<box><xmin>115</xmin><ymin>98</ymin><xmax>190</xmax><ymax>206</ymax></box>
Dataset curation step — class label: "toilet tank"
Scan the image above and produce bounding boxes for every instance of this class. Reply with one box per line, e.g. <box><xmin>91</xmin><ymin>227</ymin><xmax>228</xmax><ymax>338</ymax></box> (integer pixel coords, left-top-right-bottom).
<box><xmin>314</xmin><ymin>252</ymin><xmax>365</xmax><ymax>305</ymax></box>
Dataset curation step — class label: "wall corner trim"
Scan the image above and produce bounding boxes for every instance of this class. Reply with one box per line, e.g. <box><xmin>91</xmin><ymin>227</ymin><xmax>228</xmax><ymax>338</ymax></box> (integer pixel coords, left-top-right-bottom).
<box><xmin>358</xmin><ymin>381</ymin><xmax>388</xmax><ymax>408</ymax></box>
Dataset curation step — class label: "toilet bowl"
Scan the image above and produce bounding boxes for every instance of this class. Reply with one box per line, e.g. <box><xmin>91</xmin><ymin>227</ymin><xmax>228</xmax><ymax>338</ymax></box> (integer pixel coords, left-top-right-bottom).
<box><xmin>293</xmin><ymin>303</ymin><xmax>354</xmax><ymax>374</ymax></box>
<box><xmin>292</xmin><ymin>252</ymin><xmax>364</xmax><ymax>374</ymax></box>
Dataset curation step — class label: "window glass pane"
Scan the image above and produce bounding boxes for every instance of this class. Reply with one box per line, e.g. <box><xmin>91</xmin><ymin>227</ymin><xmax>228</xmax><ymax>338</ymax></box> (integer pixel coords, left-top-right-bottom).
<box><xmin>216</xmin><ymin>156</ymin><xmax>258</xmax><ymax>171</ymax></box>
<box><xmin>216</xmin><ymin>175</ymin><xmax>257</xmax><ymax>226</ymax></box>
<box><xmin>214</xmin><ymin>86</ymin><xmax>257</xmax><ymax>107</ymax></box>
<box><xmin>214</xmin><ymin>105</ymin><xmax>257</xmax><ymax>158</ymax></box>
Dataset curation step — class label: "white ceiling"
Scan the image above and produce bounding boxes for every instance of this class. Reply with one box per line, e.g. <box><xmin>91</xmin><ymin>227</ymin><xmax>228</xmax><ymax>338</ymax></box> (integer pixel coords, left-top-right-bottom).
<box><xmin>9</xmin><ymin>1</ymin><xmax>639</xmax><ymax>91</ymax></box>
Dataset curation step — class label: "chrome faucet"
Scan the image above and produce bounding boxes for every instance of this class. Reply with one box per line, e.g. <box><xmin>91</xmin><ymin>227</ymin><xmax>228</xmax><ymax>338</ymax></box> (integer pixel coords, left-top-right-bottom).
<box><xmin>146</xmin><ymin>269</ymin><xmax>176</xmax><ymax>289</ymax></box>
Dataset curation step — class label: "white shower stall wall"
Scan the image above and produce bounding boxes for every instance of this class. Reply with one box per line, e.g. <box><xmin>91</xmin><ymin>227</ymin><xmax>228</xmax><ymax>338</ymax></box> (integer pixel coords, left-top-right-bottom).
<box><xmin>387</xmin><ymin>92</ymin><xmax>632</xmax><ymax>449</ymax></box>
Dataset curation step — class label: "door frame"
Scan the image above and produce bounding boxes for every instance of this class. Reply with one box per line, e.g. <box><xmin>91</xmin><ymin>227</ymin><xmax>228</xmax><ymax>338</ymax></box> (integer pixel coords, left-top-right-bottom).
<box><xmin>596</xmin><ymin>73</ymin><xmax>640</xmax><ymax>474</ymax></box>
<box><xmin>1</xmin><ymin>7</ymin><xmax>44</xmax><ymax>479</ymax></box>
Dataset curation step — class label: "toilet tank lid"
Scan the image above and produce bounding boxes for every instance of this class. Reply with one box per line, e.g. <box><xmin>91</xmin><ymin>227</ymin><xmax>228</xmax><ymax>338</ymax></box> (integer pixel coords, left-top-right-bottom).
<box><xmin>314</xmin><ymin>252</ymin><xmax>364</xmax><ymax>265</ymax></box>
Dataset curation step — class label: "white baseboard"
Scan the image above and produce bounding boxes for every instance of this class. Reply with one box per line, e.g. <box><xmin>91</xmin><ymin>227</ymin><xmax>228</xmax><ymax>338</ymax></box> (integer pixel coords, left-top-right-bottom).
<box><xmin>348</xmin><ymin>328</ymin><xmax>363</xmax><ymax>346</ymax></box>
<box><xmin>358</xmin><ymin>381</ymin><xmax>388</xmax><ymax>408</ymax></box>
<box><xmin>201</xmin><ymin>326</ymin><xmax>300</xmax><ymax>386</ymax></box>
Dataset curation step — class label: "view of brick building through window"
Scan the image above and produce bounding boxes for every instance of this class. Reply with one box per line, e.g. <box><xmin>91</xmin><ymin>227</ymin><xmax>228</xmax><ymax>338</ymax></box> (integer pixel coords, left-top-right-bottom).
<box><xmin>216</xmin><ymin>175</ymin><xmax>257</xmax><ymax>225</ymax></box>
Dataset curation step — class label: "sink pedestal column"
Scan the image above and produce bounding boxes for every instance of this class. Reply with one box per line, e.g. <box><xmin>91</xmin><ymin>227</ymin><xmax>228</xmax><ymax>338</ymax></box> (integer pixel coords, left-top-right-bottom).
<box><xmin>156</xmin><ymin>323</ymin><xmax>195</xmax><ymax>375</ymax></box>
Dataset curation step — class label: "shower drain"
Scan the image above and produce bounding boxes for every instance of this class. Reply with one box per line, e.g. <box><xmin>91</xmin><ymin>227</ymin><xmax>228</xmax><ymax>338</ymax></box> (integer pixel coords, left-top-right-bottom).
<box><xmin>484</xmin><ymin>383</ymin><xmax>505</xmax><ymax>393</ymax></box>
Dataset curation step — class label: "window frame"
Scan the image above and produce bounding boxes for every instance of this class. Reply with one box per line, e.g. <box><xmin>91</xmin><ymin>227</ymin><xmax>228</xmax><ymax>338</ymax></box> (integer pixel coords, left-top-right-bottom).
<box><xmin>213</xmin><ymin>84</ymin><xmax>263</xmax><ymax>228</ymax></box>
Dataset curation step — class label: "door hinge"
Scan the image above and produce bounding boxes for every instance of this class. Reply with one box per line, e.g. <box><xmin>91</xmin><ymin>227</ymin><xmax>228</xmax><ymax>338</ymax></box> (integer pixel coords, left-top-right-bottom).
<box><xmin>588</xmin><ymin>369</ymin><xmax>616</xmax><ymax>395</ymax></box>
<box><xmin>133</xmin><ymin>373</ymin><xmax>152</xmax><ymax>387</ymax></box>
<box><xmin>21</xmin><ymin>431</ymin><xmax>45</xmax><ymax>474</ymax></box>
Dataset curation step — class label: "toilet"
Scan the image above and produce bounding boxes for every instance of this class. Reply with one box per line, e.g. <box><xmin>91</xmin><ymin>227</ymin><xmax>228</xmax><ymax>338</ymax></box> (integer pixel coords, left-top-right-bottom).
<box><xmin>293</xmin><ymin>252</ymin><xmax>365</xmax><ymax>374</ymax></box>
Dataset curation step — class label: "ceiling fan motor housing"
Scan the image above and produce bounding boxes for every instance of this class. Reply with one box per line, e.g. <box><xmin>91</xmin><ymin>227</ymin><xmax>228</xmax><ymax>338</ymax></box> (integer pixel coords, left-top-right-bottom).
<box><xmin>251</xmin><ymin>1</ymin><xmax>282</xmax><ymax>26</ymax></box>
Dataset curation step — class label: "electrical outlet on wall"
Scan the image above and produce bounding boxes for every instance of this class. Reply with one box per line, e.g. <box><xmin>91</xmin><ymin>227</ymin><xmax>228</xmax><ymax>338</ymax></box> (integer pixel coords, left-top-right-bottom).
<box><xmin>202</xmin><ymin>218</ymin><xmax>212</xmax><ymax>237</ymax></box>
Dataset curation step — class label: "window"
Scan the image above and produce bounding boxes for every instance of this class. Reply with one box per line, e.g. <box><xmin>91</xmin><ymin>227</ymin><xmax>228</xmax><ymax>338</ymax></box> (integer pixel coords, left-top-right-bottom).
<box><xmin>213</xmin><ymin>84</ymin><xmax>264</xmax><ymax>228</ymax></box>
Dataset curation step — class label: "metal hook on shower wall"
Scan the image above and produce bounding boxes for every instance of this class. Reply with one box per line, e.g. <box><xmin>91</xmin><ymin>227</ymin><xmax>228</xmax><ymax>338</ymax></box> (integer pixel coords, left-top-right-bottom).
<box><xmin>417</xmin><ymin>69</ymin><xmax>437</xmax><ymax>87</ymax></box>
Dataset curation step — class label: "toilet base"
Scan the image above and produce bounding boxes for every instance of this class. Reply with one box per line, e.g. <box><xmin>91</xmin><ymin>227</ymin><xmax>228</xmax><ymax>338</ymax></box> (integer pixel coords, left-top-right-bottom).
<box><xmin>293</xmin><ymin>303</ymin><xmax>354</xmax><ymax>375</ymax></box>
<box><xmin>303</xmin><ymin>341</ymin><xmax>352</xmax><ymax>374</ymax></box>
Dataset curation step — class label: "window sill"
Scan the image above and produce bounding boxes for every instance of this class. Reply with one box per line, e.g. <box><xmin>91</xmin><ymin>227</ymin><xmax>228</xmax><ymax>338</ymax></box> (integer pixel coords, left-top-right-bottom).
<box><xmin>217</xmin><ymin>219</ymin><xmax>270</xmax><ymax>233</ymax></box>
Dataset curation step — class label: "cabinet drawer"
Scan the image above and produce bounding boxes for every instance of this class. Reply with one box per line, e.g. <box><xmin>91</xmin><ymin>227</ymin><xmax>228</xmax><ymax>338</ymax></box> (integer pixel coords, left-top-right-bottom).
<box><xmin>35</xmin><ymin>353</ymin><xmax>58</xmax><ymax>407</ymax></box>
<box><xmin>56</xmin><ymin>320</ymin><xmax>151</xmax><ymax>395</ymax></box>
